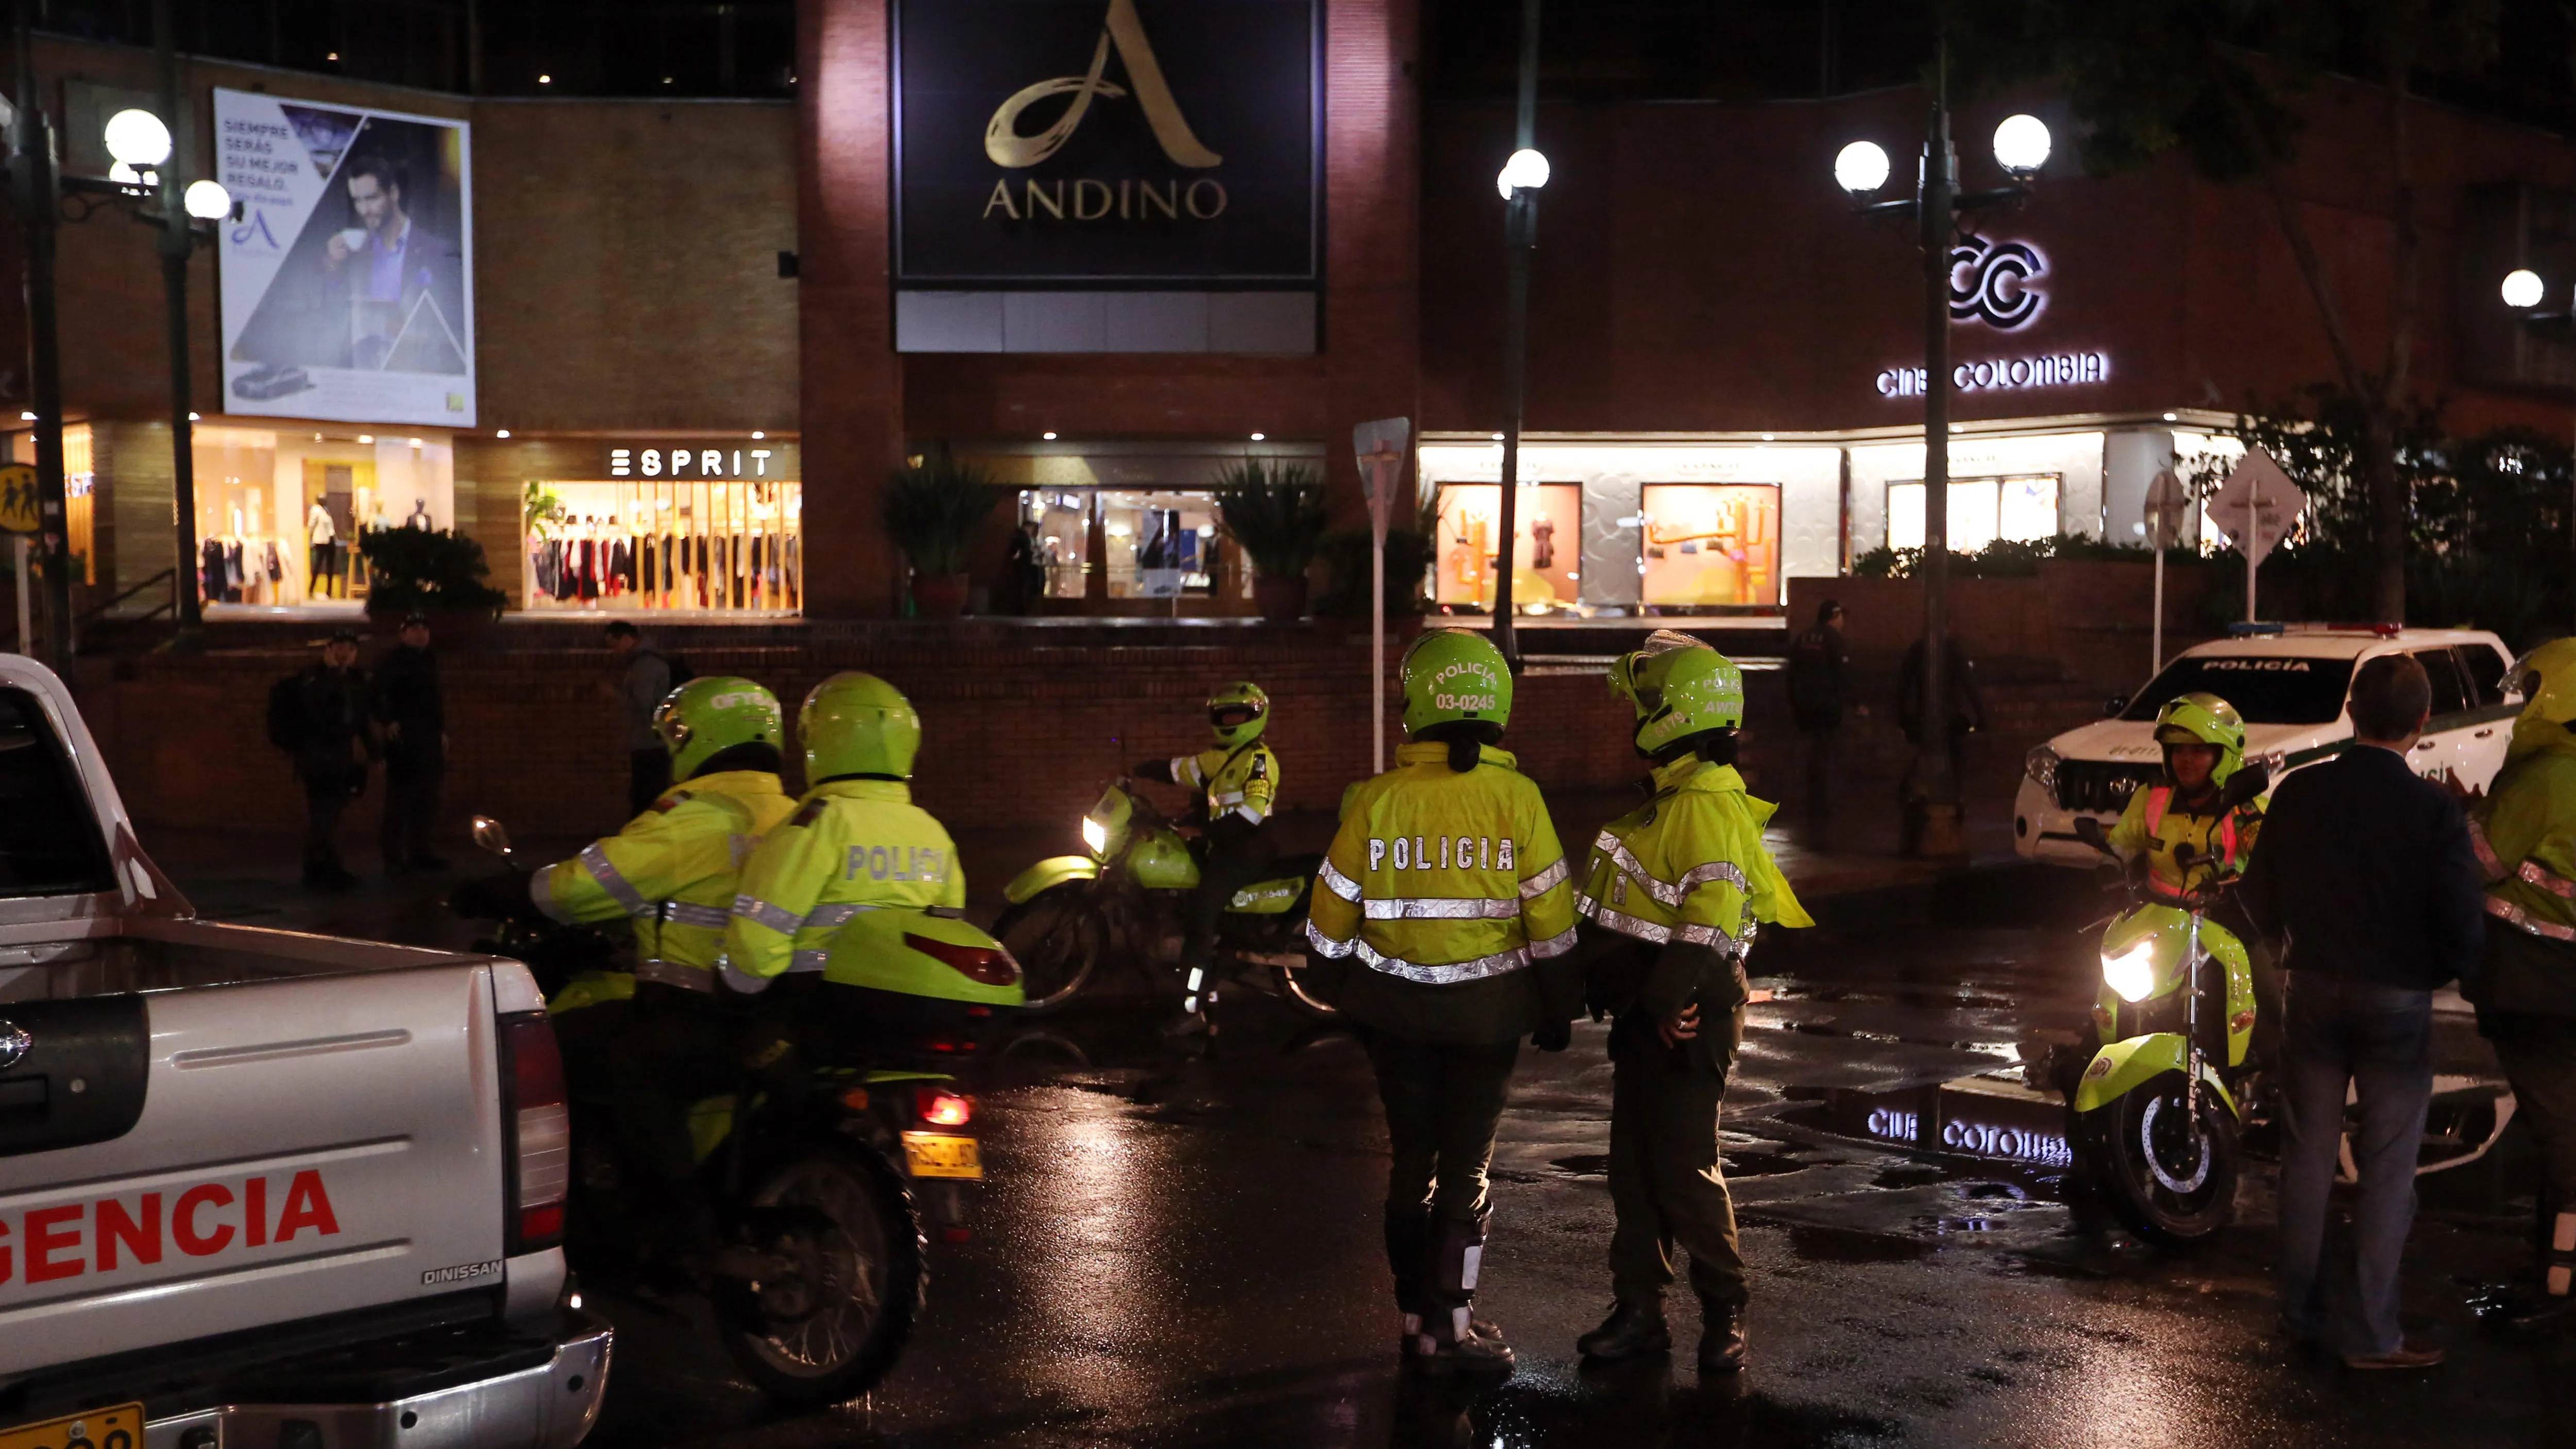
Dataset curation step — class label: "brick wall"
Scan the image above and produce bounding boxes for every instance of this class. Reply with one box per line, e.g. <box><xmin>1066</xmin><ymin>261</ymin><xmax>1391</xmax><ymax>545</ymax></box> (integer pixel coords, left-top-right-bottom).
<box><xmin>80</xmin><ymin>634</ymin><xmax>1642</xmax><ymax>843</ymax></box>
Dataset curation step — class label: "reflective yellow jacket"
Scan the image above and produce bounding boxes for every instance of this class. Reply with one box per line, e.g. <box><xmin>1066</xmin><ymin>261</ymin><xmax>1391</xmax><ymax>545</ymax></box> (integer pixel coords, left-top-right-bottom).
<box><xmin>724</xmin><ymin>779</ymin><xmax>967</xmax><ymax>990</ymax></box>
<box><xmin>2473</xmin><ymin>724</ymin><xmax>2576</xmax><ymax>944</ymax></box>
<box><xmin>1171</xmin><ymin>741</ymin><xmax>1280</xmax><ymax>826</ymax></box>
<box><xmin>532</xmin><ymin>769</ymin><xmax>795</xmax><ymax>997</ymax></box>
<box><xmin>2109</xmin><ymin>782</ymin><xmax>2265</xmax><ymax>901</ymax></box>
<box><xmin>1306</xmin><ymin>740</ymin><xmax>1580</xmax><ymax>1043</ymax></box>
<box><xmin>1578</xmin><ymin>755</ymin><xmax>1812</xmax><ymax>959</ymax></box>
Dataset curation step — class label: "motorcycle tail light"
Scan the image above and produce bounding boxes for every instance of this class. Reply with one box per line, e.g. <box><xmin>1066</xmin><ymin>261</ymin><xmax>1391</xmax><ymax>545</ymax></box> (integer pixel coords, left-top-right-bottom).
<box><xmin>905</xmin><ymin>932</ymin><xmax>1023</xmax><ymax>987</ymax></box>
<box><xmin>498</xmin><ymin>1011</ymin><xmax>570</xmax><ymax>1254</ymax></box>
<box><xmin>917</xmin><ymin>1087</ymin><xmax>973</xmax><ymax>1127</ymax></box>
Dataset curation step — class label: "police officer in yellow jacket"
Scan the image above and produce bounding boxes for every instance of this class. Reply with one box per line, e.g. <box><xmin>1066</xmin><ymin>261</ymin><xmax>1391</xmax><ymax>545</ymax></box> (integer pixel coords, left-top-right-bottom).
<box><xmin>2468</xmin><ymin>639</ymin><xmax>2576</xmax><ymax>1330</ymax></box>
<box><xmin>1134</xmin><ymin>680</ymin><xmax>1280</xmax><ymax>1033</ymax></box>
<box><xmin>725</xmin><ymin>673</ymin><xmax>963</xmax><ymax>993</ymax></box>
<box><xmin>2109</xmin><ymin>693</ymin><xmax>2267</xmax><ymax>900</ymax></box>
<box><xmin>1306</xmin><ymin>629</ymin><xmax>1581</xmax><ymax>1376</ymax></box>
<box><xmin>1569</xmin><ymin>632</ymin><xmax>1811</xmax><ymax>1374</ymax></box>
<box><xmin>467</xmin><ymin>676</ymin><xmax>795</xmax><ymax>1257</ymax></box>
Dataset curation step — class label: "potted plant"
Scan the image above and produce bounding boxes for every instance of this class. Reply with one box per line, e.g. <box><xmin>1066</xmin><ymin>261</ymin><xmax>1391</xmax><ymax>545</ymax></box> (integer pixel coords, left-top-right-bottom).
<box><xmin>1315</xmin><ymin>507</ymin><xmax>1436</xmax><ymax>638</ymax></box>
<box><xmin>357</xmin><ymin>524</ymin><xmax>508</xmax><ymax>647</ymax></box>
<box><xmin>884</xmin><ymin>454</ymin><xmax>1001</xmax><ymax>619</ymax></box>
<box><xmin>1211</xmin><ymin>457</ymin><xmax>1328</xmax><ymax>623</ymax></box>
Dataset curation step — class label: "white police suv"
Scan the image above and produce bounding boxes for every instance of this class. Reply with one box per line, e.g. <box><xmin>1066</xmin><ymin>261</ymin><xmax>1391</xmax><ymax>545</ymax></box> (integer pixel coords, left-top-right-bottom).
<box><xmin>2014</xmin><ymin>626</ymin><xmax>2521</xmax><ymax>866</ymax></box>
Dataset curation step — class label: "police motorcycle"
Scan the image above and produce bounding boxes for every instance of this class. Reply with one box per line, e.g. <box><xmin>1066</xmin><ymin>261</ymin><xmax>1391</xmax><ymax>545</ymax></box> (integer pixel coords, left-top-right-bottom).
<box><xmin>459</xmin><ymin>816</ymin><xmax>1023</xmax><ymax>1408</ymax></box>
<box><xmin>993</xmin><ymin>778</ymin><xmax>1338</xmax><ymax>1017</ymax></box>
<box><xmin>2057</xmin><ymin>772</ymin><xmax>2268</xmax><ymax>1245</ymax></box>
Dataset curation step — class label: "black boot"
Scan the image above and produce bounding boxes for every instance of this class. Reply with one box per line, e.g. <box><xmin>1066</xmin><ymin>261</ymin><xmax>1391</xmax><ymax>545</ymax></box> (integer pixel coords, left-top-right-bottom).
<box><xmin>1417</xmin><ymin>1214</ymin><xmax>1514</xmax><ymax>1376</ymax></box>
<box><xmin>1577</xmin><ymin>1300</ymin><xmax>1672</xmax><ymax>1360</ymax></box>
<box><xmin>1698</xmin><ymin>1300</ymin><xmax>1748</xmax><ymax>1373</ymax></box>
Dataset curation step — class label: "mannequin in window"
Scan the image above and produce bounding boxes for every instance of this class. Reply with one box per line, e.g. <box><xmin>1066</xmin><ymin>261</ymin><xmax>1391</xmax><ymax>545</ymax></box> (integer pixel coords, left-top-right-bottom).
<box><xmin>406</xmin><ymin>500</ymin><xmax>433</xmax><ymax>530</ymax></box>
<box><xmin>307</xmin><ymin>499</ymin><xmax>336</xmax><ymax>599</ymax></box>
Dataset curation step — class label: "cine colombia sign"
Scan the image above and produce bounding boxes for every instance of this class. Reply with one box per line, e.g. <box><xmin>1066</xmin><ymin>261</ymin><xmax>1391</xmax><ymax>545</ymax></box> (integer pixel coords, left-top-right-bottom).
<box><xmin>893</xmin><ymin>0</ymin><xmax>1321</xmax><ymax>286</ymax></box>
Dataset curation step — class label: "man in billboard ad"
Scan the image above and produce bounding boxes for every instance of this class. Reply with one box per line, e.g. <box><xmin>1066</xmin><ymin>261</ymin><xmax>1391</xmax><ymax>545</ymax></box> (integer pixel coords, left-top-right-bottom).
<box><xmin>216</xmin><ymin>89</ymin><xmax>474</xmax><ymax>428</ymax></box>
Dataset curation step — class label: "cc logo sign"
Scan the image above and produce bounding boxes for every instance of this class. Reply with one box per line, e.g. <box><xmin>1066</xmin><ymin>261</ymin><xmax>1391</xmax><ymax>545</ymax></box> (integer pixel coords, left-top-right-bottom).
<box><xmin>1949</xmin><ymin>237</ymin><xmax>2045</xmax><ymax>329</ymax></box>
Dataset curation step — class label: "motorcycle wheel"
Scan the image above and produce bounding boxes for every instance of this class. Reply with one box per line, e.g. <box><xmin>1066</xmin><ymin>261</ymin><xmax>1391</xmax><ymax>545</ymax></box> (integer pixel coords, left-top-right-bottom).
<box><xmin>715</xmin><ymin>1145</ymin><xmax>925</xmax><ymax>1410</ymax></box>
<box><xmin>2076</xmin><ymin>1069</ymin><xmax>2239</xmax><ymax>1245</ymax></box>
<box><xmin>993</xmin><ymin>885</ymin><xmax>1106</xmax><ymax>1014</ymax></box>
<box><xmin>1272</xmin><ymin>962</ymin><xmax>1341</xmax><ymax>1020</ymax></box>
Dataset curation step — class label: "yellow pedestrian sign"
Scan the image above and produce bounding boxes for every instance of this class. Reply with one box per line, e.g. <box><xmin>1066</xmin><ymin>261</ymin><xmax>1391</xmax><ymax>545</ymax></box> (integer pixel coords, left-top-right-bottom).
<box><xmin>0</xmin><ymin>465</ymin><xmax>35</xmax><ymax>534</ymax></box>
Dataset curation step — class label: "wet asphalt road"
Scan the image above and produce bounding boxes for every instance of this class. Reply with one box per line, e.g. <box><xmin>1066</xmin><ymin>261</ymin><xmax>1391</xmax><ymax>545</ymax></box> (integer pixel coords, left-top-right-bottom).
<box><xmin>497</xmin><ymin>873</ymin><xmax>2566</xmax><ymax>1449</ymax></box>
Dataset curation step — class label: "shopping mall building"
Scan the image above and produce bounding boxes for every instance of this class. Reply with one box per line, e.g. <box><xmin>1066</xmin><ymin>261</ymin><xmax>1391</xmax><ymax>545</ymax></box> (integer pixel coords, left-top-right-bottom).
<box><xmin>12</xmin><ymin>0</ymin><xmax>2576</xmax><ymax>627</ymax></box>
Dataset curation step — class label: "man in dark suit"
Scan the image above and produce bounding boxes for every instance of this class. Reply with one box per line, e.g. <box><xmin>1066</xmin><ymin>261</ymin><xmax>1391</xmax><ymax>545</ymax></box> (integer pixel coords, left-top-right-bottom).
<box><xmin>2240</xmin><ymin>652</ymin><xmax>2487</xmax><ymax>1370</ymax></box>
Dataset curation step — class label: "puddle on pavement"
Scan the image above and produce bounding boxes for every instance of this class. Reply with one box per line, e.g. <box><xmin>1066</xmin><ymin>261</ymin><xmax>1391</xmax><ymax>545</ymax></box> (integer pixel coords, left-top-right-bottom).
<box><xmin>1787</xmin><ymin>1224</ymin><xmax>1933</xmax><ymax>1263</ymax></box>
<box><xmin>1550</xmin><ymin>1140</ymin><xmax>1814</xmax><ymax>1182</ymax></box>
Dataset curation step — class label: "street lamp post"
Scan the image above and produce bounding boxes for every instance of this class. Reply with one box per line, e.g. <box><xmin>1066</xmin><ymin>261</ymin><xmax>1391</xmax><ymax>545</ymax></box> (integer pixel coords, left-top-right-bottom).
<box><xmin>2500</xmin><ymin>265</ymin><xmax>2576</xmax><ymax>637</ymax></box>
<box><xmin>1491</xmin><ymin>0</ymin><xmax>1544</xmax><ymax>669</ymax></box>
<box><xmin>1835</xmin><ymin>55</ymin><xmax>2048</xmax><ymax>859</ymax></box>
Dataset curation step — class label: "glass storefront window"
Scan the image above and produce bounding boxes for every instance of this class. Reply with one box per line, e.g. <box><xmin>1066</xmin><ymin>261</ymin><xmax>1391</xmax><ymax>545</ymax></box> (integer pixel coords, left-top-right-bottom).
<box><xmin>1432</xmin><ymin>483</ymin><xmax>1581</xmax><ymax>612</ymax></box>
<box><xmin>179</xmin><ymin>427</ymin><xmax>453</xmax><ymax>607</ymax></box>
<box><xmin>1886</xmin><ymin>475</ymin><xmax>2060</xmax><ymax>553</ymax></box>
<box><xmin>9</xmin><ymin>427</ymin><xmax>96</xmax><ymax>586</ymax></box>
<box><xmin>1022</xmin><ymin>491</ymin><xmax>1092</xmax><ymax>600</ymax></box>
<box><xmin>1639</xmin><ymin>483</ymin><xmax>1781</xmax><ymax>608</ymax></box>
<box><xmin>521</xmin><ymin>477</ymin><xmax>802</xmax><ymax>612</ymax></box>
<box><xmin>1099</xmin><ymin>489</ymin><xmax>1225</xmax><ymax>600</ymax></box>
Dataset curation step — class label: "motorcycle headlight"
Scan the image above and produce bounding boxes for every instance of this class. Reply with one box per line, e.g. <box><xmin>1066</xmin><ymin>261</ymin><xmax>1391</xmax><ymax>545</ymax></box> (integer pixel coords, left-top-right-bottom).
<box><xmin>1081</xmin><ymin>817</ymin><xmax>1108</xmax><ymax>855</ymax></box>
<box><xmin>2101</xmin><ymin>939</ymin><xmax>2159</xmax><ymax>1003</ymax></box>
<box><xmin>2025</xmin><ymin>744</ymin><xmax>2061</xmax><ymax>794</ymax></box>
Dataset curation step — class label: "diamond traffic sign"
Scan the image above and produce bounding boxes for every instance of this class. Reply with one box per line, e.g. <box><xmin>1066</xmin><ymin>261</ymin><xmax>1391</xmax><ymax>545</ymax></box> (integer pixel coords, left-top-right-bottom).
<box><xmin>2205</xmin><ymin>449</ymin><xmax>2306</xmax><ymax>566</ymax></box>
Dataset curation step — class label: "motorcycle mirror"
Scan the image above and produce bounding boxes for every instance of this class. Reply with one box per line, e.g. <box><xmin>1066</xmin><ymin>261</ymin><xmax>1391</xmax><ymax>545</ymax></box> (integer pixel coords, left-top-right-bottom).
<box><xmin>2221</xmin><ymin>765</ymin><xmax>2270</xmax><ymax>810</ymax></box>
<box><xmin>471</xmin><ymin>815</ymin><xmax>513</xmax><ymax>858</ymax></box>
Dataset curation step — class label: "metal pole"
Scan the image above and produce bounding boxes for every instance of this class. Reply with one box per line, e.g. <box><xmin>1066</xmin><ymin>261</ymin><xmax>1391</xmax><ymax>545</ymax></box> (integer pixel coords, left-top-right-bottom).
<box><xmin>1371</xmin><ymin>520</ymin><xmax>1386</xmax><ymax>772</ymax></box>
<box><xmin>1492</xmin><ymin>0</ymin><xmax>1539</xmax><ymax>669</ymax></box>
<box><xmin>2151</xmin><ymin>548</ymin><xmax>2166</xmax><ymax>676</ymax></box>
<box><xmin>2245</xmin><ymin>524</ymin><xmax>2258</xmax><ymax>625</ymax></box>
<box><xmin>12</xmin><ymin>534</ymin><xmax>27</xmax><ymax>649</ymax></box>
<box><xmin>13</xmin><ymin>2</ymin><xmax>71</xmax><ymax>666</ymax></box>
<box><xmin>1911</xmin><ymin>42</ymin><xmax>1962</xmax><ymax>859</ymax></box>
<box><xmin>156</xmin><ymin>0</ymin><xmax>202</xmax><ymax>642</ymax></box>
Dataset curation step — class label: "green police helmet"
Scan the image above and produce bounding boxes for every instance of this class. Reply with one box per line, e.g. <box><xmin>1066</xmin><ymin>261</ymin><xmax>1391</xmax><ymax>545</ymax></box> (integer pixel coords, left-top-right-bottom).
<box><xmin>653</xmin><ymin>677</ymin><xmax>785</xmax><ymax>782</ymax></box>
<box><xmin>1400</xmin><ymin>629</ymin><xmax>1513</xmax><ymax>738</ymax></box>
<box><xmin>802</xmin><ymin>671</ymin><xmax>923</xmax><ymax>782</ymax></box>
<box><xmin>2152</xmin><ymin>692</ymin><xmax>2246</xmax><ymax>787</ymax></box>
<box><xmin>2510</xmin><ymin>637</ymin><xmax>2576</xmax><ymax>729</ymax></box>
<box><xmin>1610</xmin><ymin>629</ymin><xmax>1745</xmax><ymax>756</ymax></box>
<box><xmin>1208</xmin><ymin>680</ymin><xmax>1270</xmax><ymax>747</ymax></box>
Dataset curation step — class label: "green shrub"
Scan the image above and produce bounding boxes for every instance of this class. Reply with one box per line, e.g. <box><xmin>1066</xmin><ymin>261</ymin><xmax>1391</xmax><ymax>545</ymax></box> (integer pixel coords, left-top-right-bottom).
<box><xmin>1210</xmin><ymin>457</ymin><xmax>1329</xmax><ymax>579</ymax></box>
<box><xmin>357</xmin><ymin>525</ymin><xmax>506</xmax><ymax>618</ymax></box>
<box><xmin>884</xmin><ymin>455</ymin><xmax>1002</xmax><ymax>575</ymax></box>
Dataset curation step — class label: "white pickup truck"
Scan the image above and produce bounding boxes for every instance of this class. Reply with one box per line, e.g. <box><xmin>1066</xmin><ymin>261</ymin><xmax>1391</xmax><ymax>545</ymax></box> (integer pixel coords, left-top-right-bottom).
<box><xmin>2014</xmin><ymin>625</ymin><xmax>2522</xmax><ymax>865</ymax></box>
<box><xmin>0</xmin><ymin>654</ymin><xmax>609</xmax><ymax>1449</ymax></box>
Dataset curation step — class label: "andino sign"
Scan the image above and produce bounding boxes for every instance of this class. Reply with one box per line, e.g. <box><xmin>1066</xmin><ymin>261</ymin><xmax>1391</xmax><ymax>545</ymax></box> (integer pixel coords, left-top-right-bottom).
<box><xmin>894</xmin><ymin>0</ymin><xmax>1320</xmax><ymax>286</ymax></box>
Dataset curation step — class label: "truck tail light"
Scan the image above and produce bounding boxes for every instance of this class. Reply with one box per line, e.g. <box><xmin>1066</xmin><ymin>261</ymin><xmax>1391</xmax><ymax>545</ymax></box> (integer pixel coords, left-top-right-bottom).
<box><xmin>500</xmin><ymin>1011</ymin><xmax>570</xmax><ymax>1254</ymax></box>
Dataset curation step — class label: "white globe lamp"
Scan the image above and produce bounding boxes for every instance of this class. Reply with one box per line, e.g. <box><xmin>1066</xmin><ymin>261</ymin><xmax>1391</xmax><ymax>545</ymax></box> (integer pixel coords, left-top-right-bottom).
<box><xmin>1834</xmin><ymin>140</ymin><xmax>1890</xmax><ymax>196</ymax></box>
<box><xmin>1992</xmin><ymin>114</ymin><xmax>2052</xmax><ymax>177</ymax></box>
<box><xmin>103</xmin><ymin>108</ymin><xmax>172</xmax><ymax>168</ymax></box>
<box><xmin>2503</xmin><ymin>268</ymin><xmax>2548</xmax><ymax>310</ymax></box>
<box><xmin>1496</xmin><ymin>148</ymin><xmax>1551</xmax><ymax>200</ymax></box>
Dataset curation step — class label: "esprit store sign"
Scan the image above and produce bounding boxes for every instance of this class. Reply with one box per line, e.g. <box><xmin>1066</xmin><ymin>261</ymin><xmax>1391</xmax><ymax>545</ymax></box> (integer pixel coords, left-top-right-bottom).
<box><xmin>893</xmin><ymin>0</ymin><xmax>1321</xmax><ymax>286</ymax></box>
<box><xmin>608</xmin><ymin>446</ymin><xmax>782</xmax><ymax>479</ymax></box>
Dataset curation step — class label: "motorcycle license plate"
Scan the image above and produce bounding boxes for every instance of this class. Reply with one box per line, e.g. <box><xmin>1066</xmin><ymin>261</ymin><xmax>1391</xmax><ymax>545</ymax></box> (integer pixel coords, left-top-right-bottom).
<box><xmin>0</xmin><ymin>1404</ymin><xmax>143</xmax><ymax>1449</ymax></box>
<box><xmin>903</xmin><ymin>1131</ymin><xmax>983</xmax><ymax>1180</ymax></box>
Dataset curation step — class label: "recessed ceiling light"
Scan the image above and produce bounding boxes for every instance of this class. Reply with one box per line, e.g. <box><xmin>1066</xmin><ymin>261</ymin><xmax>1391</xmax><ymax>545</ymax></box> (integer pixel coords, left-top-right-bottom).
<box><xmin>1249</xmin><ymin>432</ymin><xmax>1265</xmax><ymax>441</ymax></box>
<box><xmin>358</xmin><ymin>434</ymin><xmax>374</xmax><ymax>444</ymax></box>
<box><xmin>538</xmin><ymin>74</ymin><xmax>552</xmax><ymax>84</ymax></box>
<box><xmin>2162</xmin><ymin>412</ymin><xmax>2178</xmax><ymax>422</ymax></box>
<box><xmin>326</xmin><ymin>51</ymin><xmax>338</xmax><ymax>61</ymax></box>
<box><xmin>187</xmin><ymin>411</ymin><xmax>200</xmax><ymax>421</ymax></box>
<box><xmin>409</xmin><ymin>437</ymin><xmax>423</xmax><ymax>448</ymax></box>
<box><xmin>1042</xmin><ymin>431</ymin><xmax>1057</xmax><ymax>440</ymax></box>
<box><xmin>751</xmin><ymin>430</ymin><xmax>764</xmax><ymax>439</ymax></box>
<box><xmin>1760</xmin><ymin>433</ymin><xmax>1774</xmax><ymax>441</ymax></box>
<box><xmin>495</xmin><ymin>429</ymin><xmax>510</xmax><ymax>438</ymax></box>
<box><xmin>1490</xmin><ymin>432</ymin><xmax>1504</xmax><ymax>441</ymax></box>
<box><xmin>18</xmin><ymin>412</ymin><xmax>33</xmax><ymax>422</ymax></box>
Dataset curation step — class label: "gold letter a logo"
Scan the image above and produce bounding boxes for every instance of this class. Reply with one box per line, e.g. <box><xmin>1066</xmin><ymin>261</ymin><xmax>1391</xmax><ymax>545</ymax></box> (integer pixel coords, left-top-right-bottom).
<box><xmin>984</xmin><ymin>0</ymin><xmax>1222</xmax><ymax>170</ymax></box>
